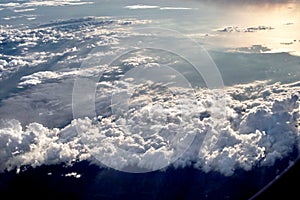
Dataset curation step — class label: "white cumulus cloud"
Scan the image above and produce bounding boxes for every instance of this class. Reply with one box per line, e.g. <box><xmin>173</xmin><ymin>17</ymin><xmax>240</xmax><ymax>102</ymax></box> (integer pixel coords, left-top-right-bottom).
<box><xmin>0</xmin><ymin>80</ymin><xmax>299</xmax><ymax>176</ymax></box>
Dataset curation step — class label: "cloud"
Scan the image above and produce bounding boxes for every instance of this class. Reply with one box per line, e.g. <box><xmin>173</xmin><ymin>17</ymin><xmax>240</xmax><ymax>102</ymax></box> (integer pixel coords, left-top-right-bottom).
<box><xmin>0</xmin><ymin>80</ymin><xmax>299</xmax><ymax>176</ymax></box>
<box><xmin>122</xmin><ymin>55</ymin><xmax>159</xmax><ymax>67</ymax></box>
<box><xmin>160</xmin><ymin>7</ymin><xmax>195</xmax><ymax>10</ymax></box>
<box><xmin>77</xmin><ymin>80</ymin><xmax>300</xmax><ymax>175</ymax></box>
<box><xmin>0</xmin><ymin>0</ymin><xmax>94</xmax><ymax>9</ymax></box>
<box><xmin>227</xmin><ymin>45</ymin><xmax>272</xmax><ymax>54</ymax></box>
<box><xmin>124</xmin><ymin>4</ymin><xmax>196</xmax><ymax>10</ymax></box>
<box><xmin>124</xmin><ymin>5</ymin><xmax>160</xmax><ymax>10</ymax></box>
<box><xmin>64</xmin><ymin>172</ymin><xmax>82</xmax><ymax>178</ymax></box>
<box><xmin>194</xmin><ymin>0</ymin><xmax>295</xmax><ymax>4</ymax></box>
<box><xmin>13</xmin><ymin>8</ymin><xmax>36</xmax><ymax>13</ymax></box>
<box><xmin>0</xmin><ymin>118</ymin><xmax>89</xmax><ymax>173</ymax></box>
<box><xmin>0</xmin><ymin>17</ymin><xmax>150</xmax><ymax>80</ymax></box>
<box><xmin>18</xmin><ymin>67</ymin><xmax>100</xmax><ymax>88</ymax></box>
<box><xmin>217</xmin><ymin>26</ymin><xmax>274</xmax><ymax>33</ymax></box>
<box><xmin>0</xmin><ymin>13</ymin><xmax>299</xmax><ymax>176</ymax></box>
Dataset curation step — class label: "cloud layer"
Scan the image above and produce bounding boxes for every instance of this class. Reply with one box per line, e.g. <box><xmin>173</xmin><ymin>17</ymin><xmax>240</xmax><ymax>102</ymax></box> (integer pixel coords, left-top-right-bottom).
<box><xmin>0</xmin><ymin>80</ymin><xmax>299</xmax><ymax>176</ymax></box>
<box><xmin>0</xmin><ymin>7</ymin><xmax>299</xmax><ymax>177</ymax></box>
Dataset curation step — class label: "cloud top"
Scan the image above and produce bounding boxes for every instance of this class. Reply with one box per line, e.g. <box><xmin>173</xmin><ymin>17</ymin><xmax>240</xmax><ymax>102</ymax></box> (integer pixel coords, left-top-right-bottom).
<box><xmin>0</xmin><ymin>80</ymin><xmax>299</xmax><ymax>176</ymax></box>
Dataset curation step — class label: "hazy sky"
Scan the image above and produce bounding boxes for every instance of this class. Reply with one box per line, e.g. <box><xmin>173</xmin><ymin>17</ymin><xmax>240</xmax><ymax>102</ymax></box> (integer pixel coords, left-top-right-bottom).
<box><xmin>190</xmin><ymin>0</ymin><xmax>296</xmax><ymax>6</ymax></box>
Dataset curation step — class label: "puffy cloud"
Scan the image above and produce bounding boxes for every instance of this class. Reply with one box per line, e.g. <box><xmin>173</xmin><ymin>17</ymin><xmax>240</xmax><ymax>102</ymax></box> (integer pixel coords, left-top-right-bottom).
<box><xmin>0</xmin><ymin>118</ymin><xmax>89</xmax><ymax>173</ymax></box>
<box><xmin>0</xmin><ymin>80</ymin><xmax>299</xmax><ymax>176</ymax></box>
<box><xmin>0</xmin><ymin>17</ymin><xmax>151</xmax><ymax>80</ymax></box>
<box><xmin>0</xmin><ymin>13</ymin><xmax>299</xmax><ymax>176</ymax></box>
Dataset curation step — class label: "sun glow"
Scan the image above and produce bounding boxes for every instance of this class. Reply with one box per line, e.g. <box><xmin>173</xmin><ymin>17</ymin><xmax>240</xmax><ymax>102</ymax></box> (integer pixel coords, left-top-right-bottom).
<box><xmin>199</xmin><ymin>1</ymin><xmax>300</xmax><ymax>55</ymax></box>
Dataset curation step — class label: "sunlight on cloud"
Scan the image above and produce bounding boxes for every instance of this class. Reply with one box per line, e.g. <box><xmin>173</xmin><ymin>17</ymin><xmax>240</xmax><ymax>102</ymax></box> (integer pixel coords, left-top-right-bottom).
<box><xmin>0</xmin><ymin>80</ymin><xmax>299</xmax><ymax>176</ymax></box>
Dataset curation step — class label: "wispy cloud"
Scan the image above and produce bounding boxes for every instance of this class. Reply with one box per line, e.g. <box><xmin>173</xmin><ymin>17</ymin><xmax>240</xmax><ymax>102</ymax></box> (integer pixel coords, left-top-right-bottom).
<box><xmin>0</xmin><ymin>0</ymin><xmax>94</xmax><ymax>9</ymax></box>
<box><xmin>124</xmin><ymin>4</ymin><xmax>196</xmax><ymax>10</ymax></box>
<box><xmin>124</xmin><ymin>5</ymin><xmax>160</xmax><ymax>9</ymax></box>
